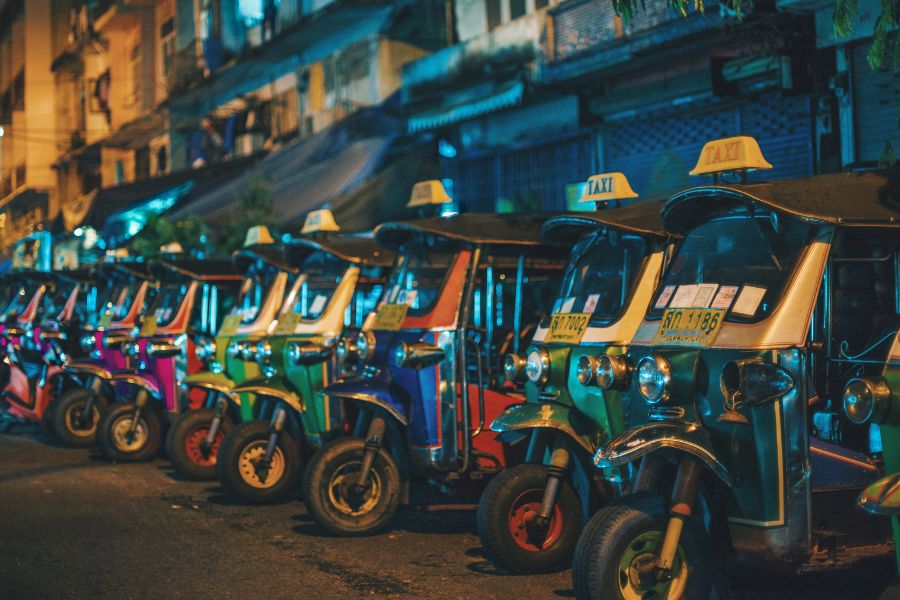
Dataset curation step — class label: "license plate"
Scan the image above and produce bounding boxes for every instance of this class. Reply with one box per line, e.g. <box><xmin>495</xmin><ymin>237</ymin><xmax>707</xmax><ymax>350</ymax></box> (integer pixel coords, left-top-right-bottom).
<box><xmin>544</xmin><ymin>313</ymin><xmax>591</xmax><ymax>344</ymax></box>
<box><xmin>372</xmin><ymin>303</ymin><xmax>408</xmax><ymax>331</ymax></box>
<box><xmin>273</xmin><ymin>312</ymin><xmax>302</xmax><ymax>335</ymax></box>
<box><xmin>217</xmin><ymin>314</ymin><xmax>242</xmax><ymax>337</ymax></box>
<box><xmin>652</xmin><ymin>308</ymin><xmax>725</xmax><ymax>347</ymax></box>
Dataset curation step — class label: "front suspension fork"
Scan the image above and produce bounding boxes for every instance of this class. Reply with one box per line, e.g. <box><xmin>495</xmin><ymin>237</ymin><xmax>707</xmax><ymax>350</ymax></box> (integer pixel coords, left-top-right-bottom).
<box><xmin>655</xmin><ymin>456</ymin><xmax>702</xmax><ymax>581</ymax></box>
<box><xmin>200</xmin><ymin>394</ymin><xmax>227</xmax><ymax>459</ymax></box>
<box><xmin>256</xmin><ymin>407</ymin><xmax>286</xmax><ymax>483</ymax></box>
<box><xmin>126</xmin><ymin>389</ymin><xmax>150</xmax><ymax>443</ymax></box>
<box><xmin>536</xmin><ymin>441</ymin><xmax>571</xmax><ymax>528</ymax></box>
<box><xmin>355</xmin><ymin>416</ymin><xmax>386</xmax><ymax>491</ymax></box>
<box><xmin>80</xmin><ymin>376</ymin><xmax>102</xmax><ymax>428</ymax></box>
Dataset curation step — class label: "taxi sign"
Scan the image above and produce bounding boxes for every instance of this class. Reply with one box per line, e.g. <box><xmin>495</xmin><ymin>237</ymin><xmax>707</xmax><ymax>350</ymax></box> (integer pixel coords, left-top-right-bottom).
<box><xmin>372</xmin><ymin>303</ymin><xmax>409</xmax><ymax>330</ymax></box>
<box><xmin>301</xmin><ymin>209</ymin><xmax>340</xmax><ymax>234</ymax></box>
<box><xmin>652</xmin><ymin>308</ymin><xmax>725</xmax><ymax>347</ymax></box>
<box><xmin>690</xmin><ymin>136</ymin><xmax>772</xmax><ymax>176</ymax></box>
<box><xmin>579</xmin><ymin>172</ymin><xmax>639</xmax><ymax>204</ymax></box>
<box><xmin>544</xmin><ymin>313</ymin><xmax>591</xmax><ymax>344</ymax></box>
<box><xmin>407</xmin><ymin>180</ymin><xmax>452</xmax><ymax>208</ymax></box>
<box><xmin>243</xmin><ymin>225</ymin><xmax>276</xmax><ymax>247</ymax></box>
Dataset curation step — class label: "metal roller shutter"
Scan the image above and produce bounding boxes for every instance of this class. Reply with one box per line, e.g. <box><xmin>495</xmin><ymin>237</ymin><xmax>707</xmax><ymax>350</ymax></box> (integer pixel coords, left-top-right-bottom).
<box><xmin>852</xmin><ymin>41</ymin><xmax>900</xmax><ymax>164</ymax></box>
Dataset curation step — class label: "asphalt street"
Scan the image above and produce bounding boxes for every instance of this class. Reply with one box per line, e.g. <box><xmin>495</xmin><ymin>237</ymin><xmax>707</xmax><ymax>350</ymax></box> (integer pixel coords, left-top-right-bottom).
<box><xmin>0</xmin><ymin>427</ymin><xmax>898</xmax><ymax>600</ymax></box>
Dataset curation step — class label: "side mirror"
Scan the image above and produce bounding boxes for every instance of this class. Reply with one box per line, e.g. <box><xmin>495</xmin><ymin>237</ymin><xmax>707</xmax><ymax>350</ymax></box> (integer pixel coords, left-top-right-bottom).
<box><xmin>719</xmin><ymin>358</ymin><xmax>794</xmax><ymax>424</ymax></box>
<box><xmin>102</xmin><ymin>333</ymin><xmax>131</xmax><ymax>350</ymax></box>
<box><xmin>39</xmin><ymin>330</ymin><xmax>67</xmax><ymax>342</ymax></box>
<box><xmin>858</xmin><ymin>473</ymin><xmax>900</xmax><ymax>516</ymax></box>
<box><xmin>147</xmin><ymin>341</ymin><xmax>180</xmax><ymax>359</ymax></box>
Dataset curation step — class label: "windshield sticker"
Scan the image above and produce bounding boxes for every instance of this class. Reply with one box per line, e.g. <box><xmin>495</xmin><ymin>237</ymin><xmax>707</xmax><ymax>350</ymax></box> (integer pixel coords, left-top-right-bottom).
<box><xmin>691</xmin><ymin>284</ymin><xmax>719</xmax><ymax>308</ymax></box>
<box><xmin>373</xmin><ymin>303</ymin><xmax>409</xmax><ymax>331</ymax></box>
<box><xmin>652</xmin><ymin>308</ymin><xmax>726</xmax><ymax>347</ymax></box>
<box><xmin>98</xmin><ymin>312</ymin><xmax>113</xmax><ymax>328</ymax></box>
<box><xmin>402</xmin><ymin>290</ymin><xmax>418</xmax><ymax>307</ymax></box>
<box><xmin>732</xmin><ymin>285</ymin><xmax>767</xmax><ymax>317</ymax></box>
<box><xmin>310</xmin><ymin>295</ymin><xmax>328</xmax><ymax>315</ymax></box>
<box><xmin>140</xmin><ymin>315</ymin><xmax>158</xmax><ymax>336</ymax></box>
<box><xmin>711</xmin><ymin>286</ymin><xmax>739</xmax><ymax>310</ymax></box>
<box><xmin>669</xmin><ymin>285</ymin><xmax>699</xmax><ymax>308</ymax></box>
<box><xmin>560</xmin><ymin>297</ymin><xmax>576</xmax><ymax>313</ymax></box>
<box><xmin>583</xmin><ymin>294</ymin><xmax>600</xmax><ymax>314</ymax></box>
<box><xmin>545</xmin><ymin>313</ymin><xmax>591</xmax><ymax>344</ymax></box>
<box><xmin>655</xmin><ymin>285</ymin><xmax>676</xmax><ymax>309</ymax></box>
<box><xmin>218</xmin><ymin>314</ymin><xmax>241</xmax><ymax>337</ymax></box>
<box><xmin>274</xmin><ymin>311</ymin><xmax>302</xmax><ymax>334</ymax></box>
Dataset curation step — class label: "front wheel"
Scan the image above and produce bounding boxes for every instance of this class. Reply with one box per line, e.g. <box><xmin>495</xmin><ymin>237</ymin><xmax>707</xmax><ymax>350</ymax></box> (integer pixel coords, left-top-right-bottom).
<box><xmin>301</xmin><ymin>437</ymin><xmax>401</xmax><ymax>536</ymax></box>
<box><xmin>165</xmin><ymin>408</ymin><xmax>233</xmax><ymax>480</ymax></box>
<box><xmin>216</xmin><ymin>420</ymin><xmax>301</xmax><ymax>504</ymax></box>
<box><xmin>97</xmin><ymin>403</ymin><xmax>162</xmax><ymax>462</ymax></box>
<box><xmin>477</xmin><ymin>463</ymin><xmax>582</xmax><ymax>573</ymax></box>
<box><xmin>572</xmin><ymin>503</ymin><xmax>712</xmax><ymax>600</ymax></box>
<box><xmin>51</xmin><ymin>387</ymin><xmax>109</xmax><ymax>447</ymax></box>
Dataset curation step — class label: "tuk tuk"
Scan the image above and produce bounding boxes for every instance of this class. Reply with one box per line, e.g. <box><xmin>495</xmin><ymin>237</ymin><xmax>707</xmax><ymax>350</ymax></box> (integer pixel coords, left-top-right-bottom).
<box><xmin>165</xmin><ymin>226</ymin><xmax>299</xmax><ymax>479</ymax></box>
<box><xmin>214</xmin><ymin>210</ymin><xmax>392</xmax><ymax>503</ymax></box>
<box><xmin>50</xmin><ymin>259</ymin><xmax>157</xmax><ymax>446</ymax></box>
<box><xmin>301</xmin><ymin>181</ymin><xmax>567</xmax><ymax>536</ymax></box>
<box><xmin>96</xmin><ymin>257</ymin><xmax>243</xmax><ymax>461</ymax></box>
<box><xmin>573</xmin><ymin>137</ymin><xmax>897</xmax><ymax>599</ymax></box>
<box><xmin>479</xmin><ymin>174</ymin><xmax>673</xmax><ymax>573</ymax></box>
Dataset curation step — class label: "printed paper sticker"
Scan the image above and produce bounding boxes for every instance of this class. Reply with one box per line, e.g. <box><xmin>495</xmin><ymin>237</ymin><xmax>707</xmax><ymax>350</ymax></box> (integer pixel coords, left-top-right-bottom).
<box><xmin>711</xmin><ymin>286</ymin><xmax>739</xmax><ymax>310</ymax></box>
<box><xmin>655</xmin><ymin>285</ymin><xmax>676</xmax><ymax>309</ymax></box>
<box><xmin>309</xmin><ymin>295</ymin><xmax>328</xmax><ymax>315</ymax></box>
<box><xmin>552</xmin><ymin>298</ymin><xmax>562</xmax><ymax>313</ymax></box>
<box><xmin>731</xmin><ymin>285</ymin><xmax>767</xmax><ymax>317</ymax></box>
<box><xmin>669</xmin><ymin>285</ymin><xmax>699</xmax><ymax>308</ymax></box>
<box><xmin>583</xmin><ymin>294</ymin><xmax>600</xmax><ymax>314</ymax></box>
<box><xmin>560</xmin><ymin>297</ymin><xmax>576</xmax><ymax>314</ymax></box>
<box><xmin>274</xmin><ymin>312</ymin><xmax>302</xmax><ymax>334</ymax></box>
<box><xmin>403</xmin><ymin>290</ymin><xmax>418</xmax><ymax>307</ymax></box>
<box><xmin>691</xmin><ymin>284</ymin><xmax>719</xmax><ymax>308</ymax></box>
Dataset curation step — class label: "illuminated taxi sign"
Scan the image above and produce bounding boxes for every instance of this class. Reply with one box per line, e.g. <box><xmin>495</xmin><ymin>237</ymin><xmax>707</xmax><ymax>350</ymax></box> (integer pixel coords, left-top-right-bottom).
<box><xmin>300</xmin><ymin>209</ymin><xmax>340</xmax><ymax>234</ymax></box>
<box><xmin>407</xmin><ymin>180</ymin><xmax>452</xmax><ymax>208</ymax></box>
<box><xmin>243</xmin><ymin>224</ymin><xmax>276</xmax><ymax>247</ymax></box>
<box><xmin>160</xmin><ymin>242</ymin><xmax>184</xmax><ymax>254</ymax></box>
<box><xmin>690</xmin><ymin>136</ymin><xmax>773</xmax><ymax>176</ymax></box>
<box><xmin>579</xmin><ymin>172</ymin><xmax>639</xmax><ymax>204</ymax></box>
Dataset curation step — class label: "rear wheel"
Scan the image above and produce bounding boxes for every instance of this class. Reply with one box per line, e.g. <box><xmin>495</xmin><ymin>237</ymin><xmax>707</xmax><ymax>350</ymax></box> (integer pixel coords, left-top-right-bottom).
<box><xmin>572</xmin><ymin>503</ymin><xmax>712</xmax><ymax>600</ymax></box>
<box><xmin>51</xmin><ymin>387</ymin><xmax>109</xmax><ymax>447</ymax></box>
<box><xmin>216</xmin><ymin>420</ymin><xmax>301</xmax><ymax>504</ymax></box>
<box><xmin>302</xmin><ymin>437</ymin><xmax>401</xmax><ymax>536</ymax></box>
<box><xmin>97</xmin><ymin>403</ymin><xmax>162</xmax><ymax>462</ymax></box>
<box><xmin>165</xmin><ymin>408</ymin><xmax>233</xmax><ymax>480</ymax></box>
<box><xmin>477</xmin><ymin>463</ymin><xmax>582</xmax><ymax>573</ymax></box>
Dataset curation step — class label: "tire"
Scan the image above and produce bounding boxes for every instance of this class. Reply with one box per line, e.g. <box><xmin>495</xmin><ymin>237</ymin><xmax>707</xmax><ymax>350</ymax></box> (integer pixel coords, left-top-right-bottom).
<box><xmin>301</xmin><ymin>437</ymin><xmax>401</xmax><ymax>536</ymax></box>
<box><xmin>476</xmin><ymin>463</ymin><xmax>582</xmax><ymax>573</ymax></box>
<box><xmin>165</xmin><ymin>409</ymin><xmax>233</xmax><ymax>480</ymax></box>
<box><xmin>50</xmin><ymin>388</ymin><xmax>109</xmax><ymax>447</ymax></box>
<box><xmin>572</xmin><ymin>502</ymin><xmax>713</xmax><ymax>600</ymax></box>
<box><xmin>215</xmin><ymin>420</ymin><xmax>301</xmax><ymax>504</ymax></box>
<box><xmin>97</xmin><ymin>403</ymin><xmax>162</xmax><ymax>462</ymax></box>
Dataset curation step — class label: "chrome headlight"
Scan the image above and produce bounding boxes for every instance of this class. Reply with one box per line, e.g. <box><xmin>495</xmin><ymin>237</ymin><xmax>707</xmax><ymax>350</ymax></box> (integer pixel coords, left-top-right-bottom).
<box><xmin>335</xmin><ymin>336</ymin><xmax>355</xmax><ymax>363</ymax></box>
<box><xmin>287</xmin><ymin>341</ymin><xmax>330</xmax><ymax>365</ymax></box>
<box><xmin>596</xmin><ymin>355</ymin><xmax>631</xmax><ymax>390</ymax></box>
<box><xmin>576</xmin><ymin>355</ymin><xmax>598</xmax><ymax>386</ymax></box>
<box><xmin>255</xmin><ymin>340</ymin><xmax>272</xmax><ymax>363</ymax></box>
<box><xmin>227</xmin><ymin>340</ymin><xmax>244</xmax><ymax>359</ymax></box>
<box><xmin>391</xmin><ymin>343</ymin><xmax>408</xmax><ymax>368</ymax></box>
<box><xmin>843</xmin><ymin>377</ymin><xmax>891</xmax><ymax>425</ymax></box>
<box><xmin>356</xmin><ymin>331</ymin><xmax>376</xmax><ymax>362</ymax></box>
<box><xmin>124</xmin><ymin>341</ymin><xmax>141</xmax><ymax>358</ymax></box>
<box><xmin>503</xmin><ymin>354</ymin><xmax>525</xmax><ymax>383</ymax></box>
<box><xmin>525</xmin><ymin>348</ymin><xmax>550</xmax><ymax>385</ymax></box>
<box><xmin>80</xmin><ymin>333</ymin><xmax>96</xmax><ymax>352</ymax></box>
<box><xmin>636</xmin><ymin>355</ymin><xmax>671</xmax><ymax>404</ymax></box>
<box><xmin>240</xmin><ymin>342</ymin><xmax>255</xmax><ymax>361</ymax></box>
<box><xmin>197</xmin><ymin>338</ymin><xmax>217</xmax><ymax>361</ymax></box>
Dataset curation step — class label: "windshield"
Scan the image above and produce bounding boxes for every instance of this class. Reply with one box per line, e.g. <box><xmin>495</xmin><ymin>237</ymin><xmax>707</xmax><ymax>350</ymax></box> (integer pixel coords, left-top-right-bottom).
<box><xmin>149</xmin><ymin>282</ymin><xmax>189</xmax><ymax>328</ymax></box>
<box><xmin>381</xmin><ymin>239</ymin><xmax>454</xmax><ymax>316</ymax></box>
<box><xmin>284</xmin><ymin>252</ymin><xmax>347</xmax><ymax>321</ymax></box>
<box><xmin>552</xmin><ymin>230</ymin><xmax>649</xmax><ymax>324</ymax></box>
<box><xmin>2</xmin><ymin>285</ymin><xmax>30</xmax><ymax>320</ymax></box>
<box><xmin>651</xmin><ymin>212</ymin><xmax>815</xmax><ymax>323</ymax></box>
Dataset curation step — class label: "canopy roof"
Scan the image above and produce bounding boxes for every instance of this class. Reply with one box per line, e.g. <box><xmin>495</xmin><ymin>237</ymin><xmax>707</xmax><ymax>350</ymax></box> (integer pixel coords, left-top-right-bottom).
<box><xmin>540</xmin><ymin>200</ymin><xmax>669</xmax><ymax>243</ymax></box>
<box><xmin>98</xmin><ymin>260</ymin><xmax>155</xmax><ymax>281</ymax></box>
<box><xmin>662</xmin><ymin>171</ymin><xmax>900</xmax><ymax>233</ymax></box>
<box><xmin>154</xmin><ymin>258</ymin><xmax>243</xmax><ymax>282</ymax></box>
<box><xmin>374</xmin><ymin>213</ymin><xmax>562</xmax><ymax>251</ymax></box>
<box><xmin>232</xmin><ymin>245</ymin><xmax>296</xmax><ymax>274</ymax></box>
<box><xmin>285</xmin><ymin>234</ymin><xmax>394</xmax><ymax>267</ymax></box>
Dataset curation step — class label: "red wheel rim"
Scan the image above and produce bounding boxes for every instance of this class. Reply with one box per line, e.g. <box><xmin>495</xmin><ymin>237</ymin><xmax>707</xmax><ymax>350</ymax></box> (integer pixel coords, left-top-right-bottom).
<box><xmin>507</xmin><ymin>489</ymin><xmax>565</xmax><ymax>552</ymax></box>
<box><xmin>184</xmin><ymin>427</ymin><xmax>223</xmax><ymax>467</ymax></box>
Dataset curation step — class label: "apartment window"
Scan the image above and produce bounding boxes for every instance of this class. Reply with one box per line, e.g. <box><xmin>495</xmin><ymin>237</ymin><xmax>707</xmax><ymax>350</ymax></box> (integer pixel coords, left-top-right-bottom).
<box><xmin>535</xmin><ymin>0</ymin><xmax>549</xmax><ymax>8</ymax></box>
<box><xmin>486</xmin><ymin>0</ymin><xmax>502</xmax><ymax>31</ymax></box>
<box><xmin>14</xmin><ymin>163</ymin><xmax>25</xmax><ymax>189</ymax></box>
<box><xmin>12</xmin><ymin>69</ymin><xmax>24</xmax><ymax>111</ymax></box>
<box><xmin>160</xmin><ymin>18</ymin><xmax>176</xmax><ymax>82</ymax></box>
<box><xmin>115</xmin><ymin>161</ymin><xmax>125</xmax><ymax>185</ymax></box>
<box><xmin>510</xmin><ymin>0</ymin><xmax>527</xmax><ymax>19</ymax></box>
<box><xmin>130</xmin><ymin>44</ymin><xmax>142</xmax><ymax>106</ymax></box>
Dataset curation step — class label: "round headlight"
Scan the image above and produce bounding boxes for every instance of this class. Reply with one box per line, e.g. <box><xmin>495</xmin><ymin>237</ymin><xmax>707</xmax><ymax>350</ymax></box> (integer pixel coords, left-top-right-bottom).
<box><xmin>636</xmin><ymin>355</ymin><xmax>671</xmax><ymax>404</ymax></box>
<box><xmin>256</xmin><ymin>340</ymin><xmax>272</xmax><ymax>361</ymax></box>
<box><xmin>843</xmin><ymin>377</ymin><xmax>891</xmax><ymax>425</ymax></box>
<box><xmin>503</xmin><ymin>354</ymin><xmax>525</xmax><ymax>383</ymax></box>
<box><xmin>240</xmin><ymin>342</ymin><xmax>254</xmax><ymax>361</ymax></box>
<box><xmin>227</xmin><ymin>340</ymin><xmax>242</xmax><ymax>359</ymax></box>
<box><xmin>80</xmin><ymin>333</ymin><xmax>96</xmax><ymax>352</ymax></box>
<box><xmin>576</xmin><ymin>355</ymin><xmax>597</xmax><ymax>386</ymax></box>
<box><xmin>597</xmin><ymin>354</ymin><xmax>631</xmax><ymax>390</ymax></box>
<box><xmin>198</xmin><ymin>338</ymin><xmax>216</xmax><ymax>361</ymax></box>
<box><xmin>392</xmin><ymin>343</ymin><xmax>408</xmax><ymax>368</ymax></box>
<box><xmin>356</xmin><ymin>331</ymin><xmax>376</xmax><ymax>362</ymax></box>
<box><xmin>525</xmin><ymin>348</ymin><xmax>550</xmax><ymax>385</ymax></box>
<box><xmin>287</xmin><ymin>342</ymin><xmax>301</xmax><ymax>365</ymax></box>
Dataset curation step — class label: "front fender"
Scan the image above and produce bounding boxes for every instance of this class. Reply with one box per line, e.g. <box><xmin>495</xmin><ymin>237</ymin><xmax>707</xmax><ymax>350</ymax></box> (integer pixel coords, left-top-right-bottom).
<box><xmin>595</xmin><ymin>421</ymin><xmax>732</xmax><ymax>486</ymax></box>
<box><xmin>491</xmin><ymin>402</ymin><xmax>595</xmax><ymax>455</ymax></box>
<box><xmin>184</xmin><ymin>371</ymin><xmax>235</xmax><ymax>396</ymax></box>
<box><xmin>65</xmin><ymin>360</ymin><xmax>112</xmax><ymax>380</ymax></box>
<box><xmin>232</xmin><ymin>376</ymin><xmax>303</xmax><ymax>414</ymax></box>
<box><xmin>324</xmin><ymin>378</ymin><xmax>408</xmax><ymax>426</ymax></box>
<box><xmin>108</xmin><ymin>369</ymin><xmax>161</xmax><ymax>399</ymax></box>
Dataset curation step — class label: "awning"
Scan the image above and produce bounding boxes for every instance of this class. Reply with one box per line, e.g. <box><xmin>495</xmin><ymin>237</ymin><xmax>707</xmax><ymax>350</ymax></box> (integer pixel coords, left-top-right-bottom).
<box><xmin>170</xmin><ymin>107</ymin><xmax>404</xmax><ymax>230</ymax></box>
<box><xmin>169</xmin><ymin>4</ymin><xmax>395</xmax><ymax>125</ymax></box>
<box><xmin>101</xmin><ymin>110</ymin><xmax>167</xmax><ymax>150</ymax></box>
<box><xmin>407</xmin><ymin>79</ymin><xmax>525</xmax><ymax>133</ymax></box>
